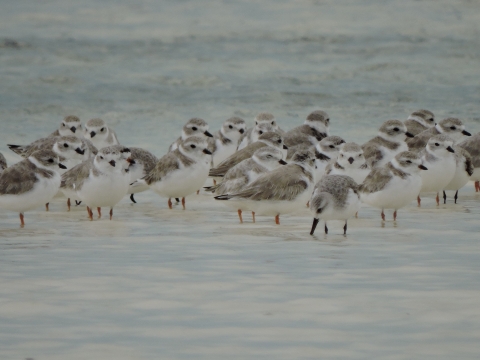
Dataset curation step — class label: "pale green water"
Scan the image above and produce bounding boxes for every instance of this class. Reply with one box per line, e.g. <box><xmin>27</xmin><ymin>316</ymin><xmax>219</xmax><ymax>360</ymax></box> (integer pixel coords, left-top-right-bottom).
<box><xmin>1</xmin><ymin>0</ymin><xmax>480</xmax><ymax>359</ymax></box>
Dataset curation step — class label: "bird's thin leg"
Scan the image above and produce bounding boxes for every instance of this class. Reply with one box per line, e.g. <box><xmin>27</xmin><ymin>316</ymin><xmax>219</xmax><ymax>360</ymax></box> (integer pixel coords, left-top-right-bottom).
<box><xmin>381</xmin><ymin>209</ymin><xmax>386</xmax><ymax>221</ymax></box>
<box><xmin>67</xmin><ymin>198</ymin><xmax>71</xmax><ymax>211</ymax></box>
<box><xmin>343</xmin><ymin>221</ymin><xmax>347</xmax><ymax>235</ymax></box>
<box><xmin>97</xmin><ymin>207</ymin><xmax>101</xmax><ymax>219</ymax></box>
<box><xmin>324</xmin><ymin>222</ymin><xmax>328</xmax><ymax>234</ymax></box>
<box><xmin>19</xmin><ymin>213</ymin><xmax>25</xmax><ymax>228</ymax></box>
<box><xmin>87</xmin><ymin>206</ymin><xmax>93</xmax><ymax>221</ymax></box>
<box><xmin>393</xmin><ymin>210</ymin><xmax>397</xmax><ymax>221</ymax></box>
<box><xmin>475</xmin><ymin>181</ymin><xmax>480</xmax><ymax>192</ymax></box>
<box><xmin>130</xmin><ymin>194</ymin><xmax>137</xmax><ymax>203</ymax></box>
<box><xmin>275</xmin><ymin>215</ymin><xmax>280</xmax><ymax>225</ymax></box>
<box><xmin>45</xmin><ymin>203</ymin><xmax>49</xmax><ymax>211</ymax></box>
<box><xmin>181</xmin><ymin>197</ymin><xmax>186</xmax><ymax>210</ymax></box>
<box><xmin>237</xmin><ymin>209</ymin><xmax>243</xmax><ymax>223</ymax></box>
<box><xmin>417</xmin><ymin>196</ymin><xmax>421</xmax><ymax>207</ymax></box>
<box><xmin>109</xmin><ymin>208</ymin><xmax>113</xmax><ymax>220</ymax></box>
<box><xmin>213</xmin><ymin>179</ymin><xmax>217</xmax><ymax>186</ymax></box>
<box><xmin>168</xmin><ymin>198</ymin><xmax>173</xmax><ymax>209</ymax></box>
<box><xmin>454</xmin><ymin>190</ymin><xmax>458</xmax><ymax>204</ymax></box>
<box><xmin>252</xmin><ymin>212</ymin><xmax>256</xmax><ymax>223</ymax></box>
<box><xmin>196</xmin><ymin>190</ymin><xmax>199</xmax><ymax>195</ymax></box>
<box><xmin>443</xmin><ymin>191</ymin><xmax>447</xmax><ymax>204</ymax></box>
<box><xmin>306</xmin><ymin>201</ymin><xmax>309</xmax><ymax>208</ymax></box>
<box><xmin>436</xmin><ymin>192</ymin><xmax>440</xmax><ymax>206</ymax></box>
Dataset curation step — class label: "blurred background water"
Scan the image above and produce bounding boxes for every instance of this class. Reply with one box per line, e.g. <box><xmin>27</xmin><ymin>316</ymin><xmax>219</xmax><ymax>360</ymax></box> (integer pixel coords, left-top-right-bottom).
<box><xmin>0</xmin><ymin>0</ymin><xmax>480</xmax><ymax>359</ymax></box>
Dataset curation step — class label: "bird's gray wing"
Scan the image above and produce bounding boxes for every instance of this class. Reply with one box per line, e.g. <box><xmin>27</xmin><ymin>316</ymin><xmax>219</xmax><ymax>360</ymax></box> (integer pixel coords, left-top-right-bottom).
<box><xmin>209</xmin><ymin>142</ymin><xmax>264</xmax><ymax>177</ymax></box>
<box><xmin>359</xmin><ymin>167</ymin><xmax>392</xmax><ymax>194</ymax></box>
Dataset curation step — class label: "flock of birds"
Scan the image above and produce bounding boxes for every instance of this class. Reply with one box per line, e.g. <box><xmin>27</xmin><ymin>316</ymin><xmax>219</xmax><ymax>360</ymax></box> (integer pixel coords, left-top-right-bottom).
<box><xmin>0</xmin><ymin>110</ymin><xmax>479</xmax><ymax>234</ymax></box>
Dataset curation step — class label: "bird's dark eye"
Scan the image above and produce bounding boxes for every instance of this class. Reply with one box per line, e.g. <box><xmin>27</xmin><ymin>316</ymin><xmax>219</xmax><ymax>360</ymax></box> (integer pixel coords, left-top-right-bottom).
<box><xmin>271</xmin><ymin>121</ymin><xmax>274</xmax><ymax>125</ymax></box>
<box><xmin>48</xmin><ymin>158</ymin><xmax>54</xmax><ymax>163</ymax></box>
<box><xmin>100</xmin><ymin>156</ymin><xmax>104</xmax><ymax>160</ymax></box>
<box><xmin>255</xmin><ymin>121</ymin><xmax>258</xmax><ymax>125</ymax></box>
<box><xmin>429</xmin><ymin>118</ymin><xmax>434</xmax><ymax>122</ymax></box>
<box><xmin>259</xmin><ymin>131</ymin><xmax>263</xmax><ymax>135</ymax></box>
<box><xmin>228</xmin><ymin>125</ymin><xmax>233</xmax><ymax>129</ymax></box>
<box><xmin>340</xmin><ymin>154</ymin><xmax>344</xmax><ymax>157</ymax></box>
<box><xmin>122</xmin><ymin>148</ymin><xmax>130</xmax><ymax>153</ymax></box>
<box><xmin>329</xmin><ymin>145</ymin><xmax>335</xmax><ymax>149</ymax></box>
<box><xmin>450</xmin><ymin>126</ymin><xmax>456</xmax><ymax>130</ymax></box>
<box><xmin>358</xmin><ymin>154</ymin><xmax>362</xmax><ymax>157</ymax></box>
<box><xmin>190</xmin><ymin>144</ymin><xmax>196</xmax><ymax>148</ymax></box>
<box><xmin>406</xmin><ymin>160</ymin><xmax>412</xmax><ymax>163</ymax></box>
<box><xmin>325</xmin><ymin>118</ymin><xmax>330</xmax><ymax>122</ymax></box>
<box><xmin>192</xmin><ymin>127</ymin><xmax>197</xmax><ymax>131</ymax></box>
<box><xmin>435</xmin><ymin>143</ymin><xmax>440</xmax><ymax>146</ymax></box>
<box><xmin>62</xmin><ymin>123</ymin><xmax>66</xmax><ymax>127</ymax></box>
<box><xmin>64</xmin><ymin>143</ymin><xmax>69</xmax><ymax>148</ymax></box>
<box><xmin>393</xmin><ymin>128</ymin><xmax>399</xmax><ymax>131</ymax></box>
<box><xmin>101</xmin><ymin>127</ymin><xmax>105</xmax><ymax>132</ymax></box>
<box><xmin>277</xmin><ymin>139</ymin><xmax>281</xmax><ymax>143</ymax></box>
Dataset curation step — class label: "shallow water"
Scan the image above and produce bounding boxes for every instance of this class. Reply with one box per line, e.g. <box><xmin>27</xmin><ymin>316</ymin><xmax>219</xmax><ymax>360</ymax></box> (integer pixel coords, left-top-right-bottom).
<box><xmin>1</xmin><ymin>0</ymin><xmax>480</xmax><ymax>359</ymax></box>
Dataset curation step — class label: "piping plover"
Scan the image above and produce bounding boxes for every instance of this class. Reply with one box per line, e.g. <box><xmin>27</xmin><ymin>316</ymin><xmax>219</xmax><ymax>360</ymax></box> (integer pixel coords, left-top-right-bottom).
<box><xmin>209</xmin><ymin>132</ymin><xmax>287</xmax><ymax>178</ymax></box>
<box><xmin>60</xmin><ymin>146</ymin><xmax>133</xmax><ymax>220</ymax></box>
<box><xmin>326</xmin><ymin>142</ymin><xmax>371</xmax><ymax>184</ymax></box>
<box><xmin>137</xmin><ymin>136</ymin><xmax>212</xmax><ymax>209</ymax></box>
<box><xmin>83</xmin><ymin>118</ymin><xmax>120</xmax><ymax>149</ymax></box>
<box><xmin>443</xmin><ymin>146</ymin><xmax>474</xmax><ymax>203</ymax></box>
<box><xmin>126</xmin><ymin>147</ymin><xmax>158</xmax><ymax>203</ymax></box>
<box><xmin>208</xmin><ymin>117</ymin><xmax>246</xmax><ymax>166</ymax></box>
<box><xmin>0</xmin><ymin>149</ymin><xmax>66</xmax><ymax>227</ymax></box>
<box><xmin>457</xmin><ymin>131</ymin><xmax>480</xmax><ymax>192</ymax></box>
<box><xmin>237</xmin><ymin>122</ymin><xmax>277</xmax><ymax>150</ymax></box>
<box><xmin>312</xmin><ymin>136</ymin><xmax>345</xmax><ymax>180</ymax></box>
<box><xmin>404</xmin><ymin>109</ymin><xmax>435</xmax><ymax>136</ymax></box>
<box><xmin>49</xmin><ymin>115</ymin><xmax>83</xmax><ymax>138</ymax></box>
<box><xmin>237</xmin><ymin>112</ymin><xmax>281</xmax><ymax>150</ymax></box>
<box><xmin>0</xmin><ymin>152</ymin><xmax>6</xmax><ymax>173</ymax></box>
<box><xmin>8</xmin><ymin>135</ymin><xmax>86</xmax><ymax>160</ymax></box>
<box><xmin>205</xmin><ymin>147</ymin><xmax>286</xmax><ymax>223</ymax></box>
<box><xmin>418</xmin><ymin>134</ymin><xmax>456</xmax><ymax>206</ymax></box>
<box><xmin>309</xmin><ymin>175</ymin><xmax>361</xmax><ymax>235</ymax></box>
<box><xmin>407</xmin><ymin>117</ymin><xmax>471</xmax><ymax>152</ymax></box>
<box><xmin>362</xmin><ymin>119</ymin><xmax>414</xmax><ymax>168</ymax></box>
<box><xmin>283</xmin><ymin>110</ymin><xmax>330</xmax><ymax>148</ymax></box>
<box><xmin>169</xmin><ymin>118</ymin><xmax>213</xmax><ymax>152</ymax></box>
<box><xmin>215</xmin><ymin>150</ymin><xmax>315</xmax><ymax>225</ymax></box>
<box><xmin>359</xmin><ymin>151</ymin><xmax>427</xmax><ymax>221</ymax></box>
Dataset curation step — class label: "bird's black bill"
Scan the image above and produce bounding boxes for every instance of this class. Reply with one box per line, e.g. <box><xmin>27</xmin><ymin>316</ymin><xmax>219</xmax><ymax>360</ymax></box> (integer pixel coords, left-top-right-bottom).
<box><xmin>203</xmin><ymin>148</ymin><xmax>212</xmax><ymax>155</ymax></box>
<box><xmin>446</xmin><ymin>146</ymin><xmax>455</xmax><ymax>153</ymax></box>
<box><xmin>418</xmin><ymin>164</ymin><xmax>428</xmax><ymax>170</ymax></box>
<box><xmin>59</xmin><ymin>163</ymin><xmax>67</xmax><ymax>169</ymax></box>
<box><xmin>127</xmin><ymin>157</ymin><xmax>136</xmax><ymax>164</ymax></box>
<box><xmin>283</xmin><ymin>144</ymin><xmax>288</xmax><ymax>150</ymax></box>
<box><xmin>310</xmin><ymin>218</ymin><xmax>319</xmax><ymax>235</ymax></box>
<box><xmin>75</xmin><ymin>147</ymin><xmax>85</xmax><ymax>155</ymax></box>
<box><xmin>405</xmin><ymin>132</ymin><xmax>415</xmax><ymax>138</ymax></box>
<box><xmin>239</xmin><ymin>129</ymin><xmax>245</xmax><ymax>134</ymax></box>
<box><xmin>279</xmin><ymin>159</ymin><xmax>287</xmax><ymax>165</ymax></box>
<box><xmin>348</xmin><ymin>157</ymin><xmax>354</xmax><ymax>164</ymax></box>
<box><xmin>462</xmin><ymin>130</ymin><xmax>471</xmax><ymax>136</ymax></box>
<box><xmin>204</xmin><ymin>131</ymin><xmax>213</xmax><ymax>137</ymax></box>
<box><xmin>90</xmin><ymin>131</ymin><xmax>96</xmax><ymax>138</ymax></box>
<box><xmin>109</xmin><ymin>160</ymin><xmax>116</xmax><ymax>167</ymax></box>
<box><xmin>70</xmin><ymin>126</ymin><xmax>76</xmax><ymax>133</ymax></box>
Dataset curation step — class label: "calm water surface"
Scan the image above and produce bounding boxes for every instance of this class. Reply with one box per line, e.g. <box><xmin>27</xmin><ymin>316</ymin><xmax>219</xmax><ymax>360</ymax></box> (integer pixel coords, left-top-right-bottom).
<box><xmin>0</xmin><ymin>0</ymin><xmax>480</xmax><ymax>359</ymax></box>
